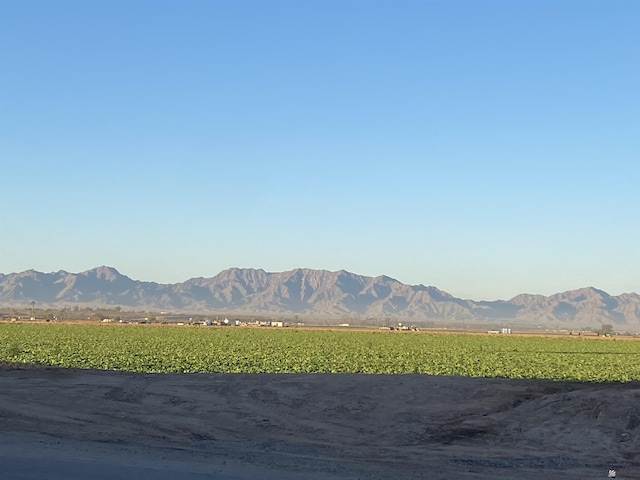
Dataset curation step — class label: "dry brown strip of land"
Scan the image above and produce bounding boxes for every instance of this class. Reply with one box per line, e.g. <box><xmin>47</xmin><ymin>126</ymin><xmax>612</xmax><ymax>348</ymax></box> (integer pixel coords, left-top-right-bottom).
<box><xmin>1</xmin><ymin>362</ymin><xmax>639</xmax><ymax>479</ymax></box>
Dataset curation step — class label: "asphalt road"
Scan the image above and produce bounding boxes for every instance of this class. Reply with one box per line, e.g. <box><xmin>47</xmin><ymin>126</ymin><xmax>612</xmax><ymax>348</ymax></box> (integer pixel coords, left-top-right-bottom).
<box><xmin>0</xmin><ymin>455</ymin><xmax>226</xmax><ymax>480</ymax></box>
<box><xmin>0</xmin><ymin>435</ymin><xmax>293</xmax><ymax>480</ymax></box>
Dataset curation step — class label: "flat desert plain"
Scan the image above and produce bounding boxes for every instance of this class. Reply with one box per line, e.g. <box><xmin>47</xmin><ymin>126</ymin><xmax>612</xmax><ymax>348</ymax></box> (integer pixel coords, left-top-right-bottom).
<box><xmin>0</xmin><ymin>362</ymin><xmax>639</xmax><ymax>479</ymax></box>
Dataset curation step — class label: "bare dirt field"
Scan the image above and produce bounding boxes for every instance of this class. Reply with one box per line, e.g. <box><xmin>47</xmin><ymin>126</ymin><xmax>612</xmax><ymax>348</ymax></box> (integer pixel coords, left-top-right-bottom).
<box><xmin>1</xmin><ymin>362</ymin><xmax>639</xmax><ymax>479</ymax></box>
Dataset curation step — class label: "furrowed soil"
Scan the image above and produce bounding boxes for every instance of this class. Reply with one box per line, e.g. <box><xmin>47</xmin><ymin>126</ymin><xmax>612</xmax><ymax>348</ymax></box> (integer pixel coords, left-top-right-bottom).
<box><xmin>0</xmin><ymin>362</ymin><xmax>639</xmax><ymax>479</ymax></box>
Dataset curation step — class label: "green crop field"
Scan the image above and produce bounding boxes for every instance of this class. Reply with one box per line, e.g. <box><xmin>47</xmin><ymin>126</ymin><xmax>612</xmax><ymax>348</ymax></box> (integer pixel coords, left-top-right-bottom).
<box><xmin>1</xmin><ymin>323</ymin><xmax>639</xmax><ymax>381</ymax></box>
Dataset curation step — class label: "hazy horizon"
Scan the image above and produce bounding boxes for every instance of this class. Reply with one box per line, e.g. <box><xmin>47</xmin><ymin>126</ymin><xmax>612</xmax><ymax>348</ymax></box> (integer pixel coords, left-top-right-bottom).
<box><xmin>1</xmin><ymin>1</ymin><xmax>638</xmax><ymax>300</ymax></box>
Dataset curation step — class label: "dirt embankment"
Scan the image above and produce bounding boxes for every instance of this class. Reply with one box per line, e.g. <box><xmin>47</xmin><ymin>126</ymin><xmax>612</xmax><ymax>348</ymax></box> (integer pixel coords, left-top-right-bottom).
<box><xmin>0</xmin><ymin>362</ymin><xmax>639</xmax><ymax>479</ymax></box>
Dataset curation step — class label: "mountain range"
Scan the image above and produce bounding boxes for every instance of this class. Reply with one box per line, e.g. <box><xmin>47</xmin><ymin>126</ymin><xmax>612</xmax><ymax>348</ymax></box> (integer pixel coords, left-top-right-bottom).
<box><xmin>1</xmin><ymin>266</ymin><xmax>639</xmax><ymax>331</ymax></box>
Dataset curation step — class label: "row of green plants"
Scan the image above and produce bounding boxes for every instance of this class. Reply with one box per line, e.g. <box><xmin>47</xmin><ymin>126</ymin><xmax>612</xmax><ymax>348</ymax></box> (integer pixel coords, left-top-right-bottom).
<box><xmin>1</xmin><ymin>323</ymin><xmax>639</xmax><ymax>381</ymax></box>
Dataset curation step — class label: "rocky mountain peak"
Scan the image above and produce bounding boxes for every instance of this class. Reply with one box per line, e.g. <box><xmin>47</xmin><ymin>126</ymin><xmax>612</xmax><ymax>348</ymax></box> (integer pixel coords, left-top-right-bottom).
<box><xmin>0</xmin><ymin>267</ymin><xmax>638</xmax><ymax>331</ymax></box>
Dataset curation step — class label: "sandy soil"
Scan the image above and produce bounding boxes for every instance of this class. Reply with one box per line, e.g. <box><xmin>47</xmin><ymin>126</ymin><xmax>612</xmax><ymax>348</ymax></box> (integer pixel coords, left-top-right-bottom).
<box><xmin>0</xmin><ymin>362</ymin><xmax>639</xmax><ymax>479</ymax></box>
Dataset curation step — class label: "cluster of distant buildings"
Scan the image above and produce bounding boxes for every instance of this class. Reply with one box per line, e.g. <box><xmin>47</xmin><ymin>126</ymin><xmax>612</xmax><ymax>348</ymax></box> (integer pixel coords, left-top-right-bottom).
<box><xmin>102</xmin><ymin>317</ymin><xmax>289</xmax><ymax>328</ymax></box>
<box><xmin>378</xmin><ymin>322</ymin><xmax>420</xmax><ymax>331</ymax></box>
<box><xmin>488</xmin><ymin>328</ymin><xmax>512</xmax><ymax>334</ymax></box>
<box><xmin>201</xmin><ymin>318</ymin><xmax>286</xmax><ymax>328</ymax></box>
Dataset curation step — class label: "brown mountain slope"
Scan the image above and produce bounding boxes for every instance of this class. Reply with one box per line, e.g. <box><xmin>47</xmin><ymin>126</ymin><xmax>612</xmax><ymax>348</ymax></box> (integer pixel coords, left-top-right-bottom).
<box><xmin>0</xmin><ymin>267</ymin><xmax>638</xmax><ymax>330</ymax></box>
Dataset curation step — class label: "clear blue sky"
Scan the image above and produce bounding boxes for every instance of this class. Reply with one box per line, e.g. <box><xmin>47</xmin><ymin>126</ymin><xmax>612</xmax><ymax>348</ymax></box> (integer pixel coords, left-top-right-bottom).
<box><xmin>1</xmin><ymin>0</ymin><xmax>638</xmax><ymax>300</ymax></box>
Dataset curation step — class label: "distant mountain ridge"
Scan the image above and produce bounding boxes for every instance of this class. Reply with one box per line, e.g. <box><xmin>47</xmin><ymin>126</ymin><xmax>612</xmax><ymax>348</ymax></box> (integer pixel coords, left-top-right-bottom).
<box><xmin>1</xmin><ymin>266</ymin><xmax>638</xmax><ymax>331</ymax></box>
